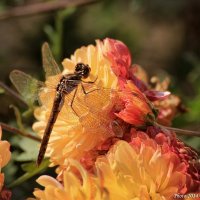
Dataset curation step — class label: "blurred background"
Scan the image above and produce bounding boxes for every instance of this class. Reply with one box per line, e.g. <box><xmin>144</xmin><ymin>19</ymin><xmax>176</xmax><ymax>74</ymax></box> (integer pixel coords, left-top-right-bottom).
<box><xmin>0</xmin><ymin>0</ymin><xmax>200</xmax><ymax>199</ymax></box>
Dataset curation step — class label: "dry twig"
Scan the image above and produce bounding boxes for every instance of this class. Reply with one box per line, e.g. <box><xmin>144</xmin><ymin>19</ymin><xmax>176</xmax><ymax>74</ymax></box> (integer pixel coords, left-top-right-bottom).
<box><xmin>0</xmin><ymin>0</ymin><xmax>99</xmax><ymax>20</ymax></box>
<box><xmin>0</xmin><ymin>122</ymin><xmax>41</xmax><ymax>142</ymax></box>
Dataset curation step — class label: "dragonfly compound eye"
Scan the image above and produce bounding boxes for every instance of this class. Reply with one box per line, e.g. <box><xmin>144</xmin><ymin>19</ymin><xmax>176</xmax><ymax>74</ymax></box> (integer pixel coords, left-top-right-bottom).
<box><xmin>83</xmin><ymin>65</ymin><xmax>90</xmax><ymax>78</ymax></box>
<box><xmin>75</xmin><ymin>63</ymin><xmax>91</xmax><ymax>78</ymax></box>
<box><xmin>75</xmin><ymin>63</ymin><xmax>85</xmax><ymax>72</ymax></box>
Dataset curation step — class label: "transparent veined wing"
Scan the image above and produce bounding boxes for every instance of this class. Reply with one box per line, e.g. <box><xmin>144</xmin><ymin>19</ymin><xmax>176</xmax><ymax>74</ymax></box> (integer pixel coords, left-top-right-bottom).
<box><xmin>81</xmin><ymin>84</ymin><xmax>143</xmax><ymax>113</ymax></box>
<box><xmin>77</xmin><ymin>84</ymin><xmax>154</xmax><ymax>137</ymax></box>
<box><xmin>59</xmin><ymin>84</ymin><xmax>145</xmax><ymax>138</ymax></box>
<box><xmin>42</xmin><ymin>42</ymin><xmax>61</xmax><ymax>78</ymax></box>
<box><xmin>9</xmin><ymin>70</ymin><xmax>45</xmax><ymax>106</ymax></box>
<box><xmin>80</xmin><ymin>87</ymin><xmax>125</xmax><ymax>137</ymax></box>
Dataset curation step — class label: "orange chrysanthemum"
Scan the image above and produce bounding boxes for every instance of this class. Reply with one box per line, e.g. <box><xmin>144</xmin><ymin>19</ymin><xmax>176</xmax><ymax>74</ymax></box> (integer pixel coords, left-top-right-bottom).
<box><xmin>97</xmin><ymin>140</ymin><xmax>187</xmax><ymax>199</ymax></box>
<box><xmin>0</xmin><ymin>126</ymin><xmax>11</xmax><ymax>194</ymax></box>
<box><xmin>114</xmin><ymin>81</ymin><xmax>154</xmax><ymax>127</ymax></box>
<box><xmin>30</xmin><ymin>160</ymin><xmax>107</xmax><ymax>200</ymax></box>
<box><xmin>138</xmin><ymin>126</ymin><xmax>200</xmax><ymax>193</ymax></box>
<box><xmin>31</xmin><ymin>136</ymin><xmax>188</xmax><ymax>200</ymax></box>
<box><xmin>99</xmin><ymin>38</ymin><xmax>132</xmax><ymax>79</ymax></box>
<box><xmin>33</xmin><ymin>38</ymin><xmax>125</xmax><ymax>171</ymax></box>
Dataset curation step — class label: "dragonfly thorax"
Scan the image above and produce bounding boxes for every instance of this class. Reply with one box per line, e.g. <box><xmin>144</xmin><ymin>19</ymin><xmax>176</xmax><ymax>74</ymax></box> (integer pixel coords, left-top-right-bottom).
<box><xmin>56</xmin><ymin>74</ymin><xmax>81</xmax><ymax>95</ymax></box>
<box><xmin>56</xmin><ymin>63</ymin><xmax>91</xmax><ymax>94</ymax></box>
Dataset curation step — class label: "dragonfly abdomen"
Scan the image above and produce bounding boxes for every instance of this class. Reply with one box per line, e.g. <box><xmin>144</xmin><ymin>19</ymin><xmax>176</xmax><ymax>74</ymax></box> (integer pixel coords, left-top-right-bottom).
<box><xmin>36</xmin><ymin>93</ymin><xmax>63</xmax><ymax>166</ymax></box>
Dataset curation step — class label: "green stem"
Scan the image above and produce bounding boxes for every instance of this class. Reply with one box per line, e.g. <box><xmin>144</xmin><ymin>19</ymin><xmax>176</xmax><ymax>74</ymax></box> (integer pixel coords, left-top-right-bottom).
<box><xmin>53</xmin><ymin>7</ymin><xmax>76</xmax><ymax>61</ymax></box>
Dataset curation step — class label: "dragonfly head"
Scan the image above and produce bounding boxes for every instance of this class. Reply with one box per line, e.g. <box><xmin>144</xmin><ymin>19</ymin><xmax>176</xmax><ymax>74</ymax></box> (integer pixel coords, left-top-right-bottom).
<box><xmin>75</xmin><ymin>63</ymin><xmax>91</xmax><ymax>79</ymax></box>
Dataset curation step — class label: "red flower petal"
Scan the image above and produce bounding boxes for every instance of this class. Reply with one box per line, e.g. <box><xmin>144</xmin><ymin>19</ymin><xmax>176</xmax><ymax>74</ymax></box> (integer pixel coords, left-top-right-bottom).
<box><xmin>114</xmin><ymin>82</ymin><xmax>154</xmax><ymax>127</ymax></box>
<box><xmin>101</xmin><ymin>38</ymin><xmax>131</xmax><ymax>78</ymax></box>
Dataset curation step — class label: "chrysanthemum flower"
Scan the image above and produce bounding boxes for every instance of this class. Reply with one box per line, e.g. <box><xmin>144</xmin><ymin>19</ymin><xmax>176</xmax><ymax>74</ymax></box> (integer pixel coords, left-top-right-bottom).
<box><xmin>30</xmin><ymin>159</ymin><xmax>107</xmax><ymax>200</ymax></box>
<box><xmin>33</xmin><ymin>38</ymin><xmax>130</xmax><ymax>170</ymax></box>
<box><xmin>146</xmin><ymin>126</ymin><xmax>200</xmax><ymax>193</ymax></box>
<box><xmin>99</xmin><ymin>38</ymin><xmax>131</xmax><ymax>79</ymax></box>
<box><xmin>31</xmin><ymin>134</ymin><xmax>188</xmax><ymax>200</ymax></box>
<box><xmin>149</xmin><ymin>76</ymin><xmax>184</xmax><ymax>126</ymax></box>
<box><xmin>97</xmin><ymin>138</ymin><xmax>187</xmax><ymax>199</ymax></box>
<box><xmin>123</xmin><ymin>64</ymin><xmax>181</xmax><ymax>127</ymax></box>
<box><xmin>0</xmin><ymin>126</ymin><xmax>11</xmax><ymax>193</ymax></box>
<box><xmin>114</xmin><ymin>81</ymin><xmax>155</xmax><ymax>127</ymax></box>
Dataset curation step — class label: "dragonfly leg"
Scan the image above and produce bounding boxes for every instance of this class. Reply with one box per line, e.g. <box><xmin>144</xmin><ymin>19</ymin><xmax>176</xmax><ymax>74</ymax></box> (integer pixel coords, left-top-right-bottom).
<box><xmin>81</xmin><ymin>83</ymin><xmax>99</xmax><ymax>95</ymax></box>
<box><xmin>70</xmin><ymin>88</ymin><xmax>80</xmax><ymax>117</ymax></box>
<box><xmin>81</xmin><ymin>76</ymin><xmax>98</xmax><ymax>84</ymax></box>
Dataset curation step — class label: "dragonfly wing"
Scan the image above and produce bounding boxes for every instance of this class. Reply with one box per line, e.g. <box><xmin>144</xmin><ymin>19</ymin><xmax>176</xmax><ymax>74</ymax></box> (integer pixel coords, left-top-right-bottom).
<box><xmin>10</xmin><ymin>70</ymin><xmax>44</xmax><ymax>106</ymax></box>
<box><xmin>69</xmin><ymin>86</ymin><xmax>116</xmax><ymax>137</ymax></box>
<box><xmin>42</xmin><ymin>42</ymin><xmax>61</xmax><ymax>78</ymax></box>
<box><xmin>84</xmin><ymin>88</ymin><xmax>112</xmax><ymax>113</ymax></box>
<box><xmin>81</xmin><ymin>86</ymin><xmax>149</xmax><ymax>137</ymax></box>
<box><xmin>57</xmin><ymin>86</ymin><xmax>89</xmax><ymax>123</ymax></box>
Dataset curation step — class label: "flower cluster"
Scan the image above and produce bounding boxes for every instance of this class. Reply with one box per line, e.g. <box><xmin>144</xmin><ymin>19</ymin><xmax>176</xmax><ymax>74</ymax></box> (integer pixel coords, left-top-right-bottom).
<box><xmin>31</xmin><ymin>38</ymin><xmax>199</xmax><ymax>199</ymax></box>
<box><xmin>32</xmin><ymin>137</ymin><xmax>187</xmax><ymax>200</ymax></box>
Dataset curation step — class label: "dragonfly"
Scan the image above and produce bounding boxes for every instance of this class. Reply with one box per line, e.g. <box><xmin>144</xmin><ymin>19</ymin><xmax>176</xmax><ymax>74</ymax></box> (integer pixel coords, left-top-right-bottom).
<box><xmin>10</xmin><ymin>43</ymin><xmax>106</xmax><ymax>166</ymax></box>
<box><xmin>10</xmin><ymin>43</ymin><xmax>131</xmax><ymax>166</ymax></box>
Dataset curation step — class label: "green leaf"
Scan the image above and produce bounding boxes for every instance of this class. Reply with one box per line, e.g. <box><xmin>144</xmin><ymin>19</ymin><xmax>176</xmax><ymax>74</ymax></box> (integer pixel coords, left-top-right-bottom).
<box><xmin>186</xmin><ymin>137</ymin><xmax>200</xmax><ymax>150</ymax></box>
<box><xmin>8</xmin><ymin>159</ymin><xmax>49</xmax><ymax>188</ymax></box>
<box><xmin>14</xmin><ymin>137</ymin><xmax>39</xmax><ymax>162</ymax></box>
<box><xmin>44</xmin><ymin>25</ymin><xmax>55</xmax><ymax>44</ymax></box>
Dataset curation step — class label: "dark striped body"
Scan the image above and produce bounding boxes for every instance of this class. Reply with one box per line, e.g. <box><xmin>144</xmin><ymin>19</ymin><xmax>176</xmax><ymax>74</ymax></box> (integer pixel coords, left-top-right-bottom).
<box><xmin>36</xmin><ymin>74</ymin><xmax>82</xmax><ymax>166</ymax></box>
